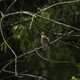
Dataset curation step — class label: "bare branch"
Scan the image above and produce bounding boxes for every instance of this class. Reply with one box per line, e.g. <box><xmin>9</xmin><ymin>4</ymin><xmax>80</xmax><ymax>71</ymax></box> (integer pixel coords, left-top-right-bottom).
<box><xmin>38</xmin><ymin>15</ymin><xmax>80</xmax><ymax>31</ymax></box>
<box><xmin>0</xmin><ymin>0</ymin><xmax>79</xmax><ymax>78</ymax></box>
<box><xmin>50</xmin><ymin>30</ymin><xmax>73</xmax><ymax>44</ymax></box>
<box><xmin>2</xmin><ymin>31</ymin><xmax>71</xmax><ymax>70</ymax></box>
<box><xmin>40</xmin><ymin>0</ymin><xmax>80</xmax><ymax>12</ymax></box>
<box><xmin>0</xmin><ymin>15</ymin><xmax>18</xmax><ymax>76</ymax></box>
<box><xmin>0</xmin><ymin>11</ymin><xmax>4</xmax><ymax>17</ymax></box>
<box><xmin>2</xmin><ymin>69</ymin><xmax>46</xmax><ymax>80</ymax></box>
<box><xmin>2</xmin><ymin>69</ymin><xmax>15</xmax><ymax>74</ymax></box>
<box><xmin>2</xmin><ymin>11</ymin><xmax>79</xmax><ymax>32</ymax></box>
<box><xmin>35</xmin><ymin>50</ymin><xmax>49</xmax><ymax>62</ymax></box>
<box><xmin>4</xmin><ymin>11</ymin><xmax>34</xmax><ymax>17</ymax></box>
<box><xmin>2</xmin><ymin>47</ymin><xmax>41</xmax><ymax>70</ymax></box>
<box><xmin>5</xmin><ymin>0</ymin><xmax>17</xmax><ymax>13</ymax></box>
<box><xmin>19</xmin><ymin>73</ymin><xmax>46</xmax><ymax>80</ymax></box>
<box><xmin>29</xmin><ymin>14</ymin><xmax>36</xmax><ymax>30</ymax></box>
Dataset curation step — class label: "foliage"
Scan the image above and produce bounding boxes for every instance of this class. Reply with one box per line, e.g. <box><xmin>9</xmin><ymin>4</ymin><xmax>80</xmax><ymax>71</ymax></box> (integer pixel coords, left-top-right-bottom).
<box><xmin>0</xmin><ymin>0</ymin><xmax>80</xmax><ymax>80</ymax></box>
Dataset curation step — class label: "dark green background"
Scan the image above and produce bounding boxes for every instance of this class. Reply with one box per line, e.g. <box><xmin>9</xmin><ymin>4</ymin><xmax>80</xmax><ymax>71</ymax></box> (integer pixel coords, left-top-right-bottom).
<box><xmin>0</xmin><ymin>0</ymin><xmax>80</xmax><ymax>80</ymax></box>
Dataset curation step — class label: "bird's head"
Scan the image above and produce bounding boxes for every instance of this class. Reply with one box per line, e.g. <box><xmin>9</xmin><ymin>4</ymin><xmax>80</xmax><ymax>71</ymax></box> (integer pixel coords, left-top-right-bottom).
<box><xmin>41</xmin><ymin>32</ymin><xmax>46</xmax><ymax>36</ymax></box>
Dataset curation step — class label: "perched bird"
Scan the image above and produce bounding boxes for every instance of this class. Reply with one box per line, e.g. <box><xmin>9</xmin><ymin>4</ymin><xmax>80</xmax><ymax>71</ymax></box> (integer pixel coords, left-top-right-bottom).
<box><xmin>41</xmin><ymin>32</ymin><xmax>49</xmax><ymax>50</ymax></box>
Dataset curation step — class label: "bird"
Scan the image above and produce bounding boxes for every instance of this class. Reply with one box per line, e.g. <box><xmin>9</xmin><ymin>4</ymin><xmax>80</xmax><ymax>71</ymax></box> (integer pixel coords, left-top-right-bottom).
<box><xmin>40</xmin><ymin>32</ymin><xmax>49</xmax><ymax>50</ymax></box>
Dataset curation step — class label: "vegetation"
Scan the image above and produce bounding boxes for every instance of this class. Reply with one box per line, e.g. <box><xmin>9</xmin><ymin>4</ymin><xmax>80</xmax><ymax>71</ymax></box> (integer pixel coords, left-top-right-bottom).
<box><xmin>0</xmin><ymin>0</ymin><xmax>80</xmax><ymax>80</ymax></box>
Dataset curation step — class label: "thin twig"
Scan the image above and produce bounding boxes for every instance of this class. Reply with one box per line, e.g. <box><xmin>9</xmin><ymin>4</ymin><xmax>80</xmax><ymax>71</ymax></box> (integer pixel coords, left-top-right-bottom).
<box><xmin>29</xmin><ymin>15</ymin><xmax>36</xmax><ymax>30</ymax></box>
<box><xmin>2</xmin><ymin>36</ymin><xmax>67</xmax><ymax>70</ymax></box>
<box><xmin>0</xmin><ymin>11</ymin><xmax>73</xmax><ymax>72</ymax></box>
<box><xmin>19</xmin><ymin>73</ymin><xmax>45</xmax><ymax>80</ymax></box>
<box><xmin>2</xmin><ymin>31</ymin><xmax>73</xmax><ymax>70</ymax></box>
<box><xmin>35</xmin><ymin>50</ymin><xmax>49</xmax><ymax>62</ymax></box>
<box><xmin>1</xmin><ymin>29</ymin><xmax>73</xmax><ymax>72</ymax></box>
<box><xmin>38</xmin><ymin>15</ymin><xmax>80</xmax><ymax>31</ymax></box>
<box><xmin>62</xmin><ymin>41</ymin><xmax>80</xmax><ymax>49</ymax></box>
<box><xmin>2</xmin><ymin>69</ymin><xmax>23</xmax><ymax>78</ymax></box>
<box><xmin>2</xmin><ymin>69</ymin><xmax>46</xmax><ymax>80</ymax></box>
<box><xmin>0</xmin><ymin>0</ymin><xmax>80</xmax><ymax>78</ymax></box>
<box><xmin>40</xmin><ymin>0</ymin><xmax>80</xmax><ymax>12</ymax></box>
<box><xmin>2</xmin><ymin>10</ymin><xmax>80</xmax><ymax>31</ymax></box>
<box><xmin>4</xmin><ymin>11</ymin><xmax>34</xmax><ymax>17</ymax></box>
<box><xmin>50</xmin><ymin>30</ymin><xmax>73</xmax><ymax>44</ymax></box>
<box><xmin>2</xmin><ymin>47</ymin><xmax>41</xmax><ymax>70</ymax></box>
<box><xmin>0</xmin><ymin>14</ymin><xmax>18</xmax><ymax>76</ymax></box>
<box><xmin>5</xmin><ymin>0</ymin><xmax>16</xmax><ymax>13</ymax></box>
<box><xmin>50</xmin><ymin>36</ymin><xmax>63</xmax><ymax>44</ymax></box>
<box><xmin>0</xmin><ymin>11</ymin><xmax>4</xmax><ymax>17</ymax></box>
<box><xmin>2</xmin><ymin>69</ymin><xmax>15</xmax><ymax>74</ymax></box>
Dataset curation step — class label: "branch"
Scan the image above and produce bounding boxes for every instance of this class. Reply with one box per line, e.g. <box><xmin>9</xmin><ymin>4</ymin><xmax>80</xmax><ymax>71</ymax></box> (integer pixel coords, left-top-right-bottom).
<box><xmin>1</xmin><ymin>36</ymin><xmax>65</xmax><ymax>70</ymax></box>
<box><xmin>2</xmin><ymin>47</ymin><xmax>42</xmax><ymax>70</ymax></box>
<box><xmin>40</xmin><ymin>0</ymin><xmax>80</xmax><ymax>12</ymax></box>
<box><xmin>0</xmin><ymin>11</ymin><xmax>4</xmax><ymax>17</ymax></box>
<box><xmin>2</xmin><ymin>69</ymin><xmax>46</xmax><ymax>80</ymax></box>
<box><xmin>0</xmin><ymin>3</ymin><xmax>78</xmax><ymax>76</ymax></box>
<box><xmin>2</xmin><ymin>69</ymin><xmax>15</xmax><ymax>74</ymax></box>
<box><xmin>5</xmin><ymin>0</ymin><xmax>16</xmax><ymax>13</ymax></box>
<box><xmin>0</xmin><ymin>13</ymin><xmax>18</xmax><ymax>76</ymax></box>
<box><xmin>62</xmin><ymin>41</ymin><xmax>80</xmax><ymax>49</ymax></box>
<box><xmin>1</xmin><ymin>10</ymin><xmax>79</xmax><ymax>31</ymax></box>
<box><xmin>38</xmin><ymin>15</ymin><xmax>80</xmax><ymax>31</ymax></box>
<box><xmin>19</xmin><ymin>73</ymin><xmax>45</xmax><ymax>79</ymax></box>
<box><xmin>0</xmin><ymin>0</ymin><xmax>79</xmax><ymax>79</ymax></box>
<box><xmin>29</xmin><ymin>14</ymin><xmax>36</xmax><ymax>30</ymax></box>
<box><xmin>35</xmin><ymin>50</ymin><xmax>49</xmax><ymax>62</ymax></box>
<box><xmin>2</xmin><ymin>30</ymin><xmax>73</xmax><ymax>70</ymax></box>
<box><xmin>4</xmin><ymin>11</ymin><xmax>34</xmax><ymax>17</ymax></box>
